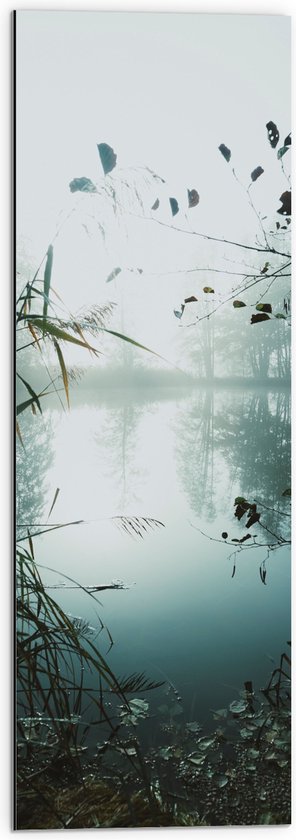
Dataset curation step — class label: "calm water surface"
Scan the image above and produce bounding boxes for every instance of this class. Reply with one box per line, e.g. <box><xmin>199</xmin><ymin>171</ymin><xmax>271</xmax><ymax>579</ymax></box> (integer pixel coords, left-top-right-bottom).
<box><xmin>17</xmin><ymin>386</ymin><xmax>290</xmax><ymax>742</ymax></box>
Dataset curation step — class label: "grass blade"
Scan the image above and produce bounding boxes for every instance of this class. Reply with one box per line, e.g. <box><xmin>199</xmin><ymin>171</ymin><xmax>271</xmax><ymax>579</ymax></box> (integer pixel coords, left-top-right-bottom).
<box><xmin>53</xmin><ymin>339</ymin><xmax>70</xmax><ymax>408</ymax></box>
<box><xmin>43</xmin><ymin>244</ymin><xmax>53</xmax><ymax>323</ymax></box>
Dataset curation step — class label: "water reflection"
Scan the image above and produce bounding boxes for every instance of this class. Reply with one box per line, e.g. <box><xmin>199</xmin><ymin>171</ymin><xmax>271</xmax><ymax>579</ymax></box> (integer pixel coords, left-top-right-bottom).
<box><xmin>176</xmin><ymin>388</ymin><xmax>290</xmax><ymax>536</ymax></box>
<box><xmin>16</xmin><ymin>386</ymin><xmax>291</xmax><ymax>736</ymax></box>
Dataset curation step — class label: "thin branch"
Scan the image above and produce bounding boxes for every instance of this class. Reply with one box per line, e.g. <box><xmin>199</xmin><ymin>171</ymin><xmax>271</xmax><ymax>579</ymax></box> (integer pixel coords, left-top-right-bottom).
<box><xmin>127</xmin><ymin>210</ymin><xmax>291</xmax><ymax>259</ymax></box>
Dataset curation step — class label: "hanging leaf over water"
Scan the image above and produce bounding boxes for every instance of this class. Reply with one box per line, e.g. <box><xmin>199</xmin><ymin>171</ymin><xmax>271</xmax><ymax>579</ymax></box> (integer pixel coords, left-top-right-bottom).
<box><xmin>69</xmin><ymin>177</ymin><xmax>97</xmax><ymax>193</ymax></box>
<box><xmin>174</xmin><ymin>304</ymin><xmax>185</xmax><ymax>319</ymax></box>
<box><xmin>97</xmin><ymin>142</ymin><xmax>117</xmax><ymax>175</ymax></box>
<box><xmin>282</xmin><ymin>488</ymin><xmax>291</xmax><ymax>497</ymax></box>
<box><xmin>260</xmin><ymin>262</ymin><xmax>270</xmax><ymax>274</ymax></box>
<box><xmin>218</xmin><ymin>143</ymin><xmax>231</xmax><ymax>162</ymax></box>
<box><xmin>277</xmin><ymin>191</ymin><xmax>291</xmax><ymax>216</ymax></box>
<box><xmin>187</xmin><ymin>188</ymin><xmax>200</xmax><ymax>208</ymax></box>
<box><xmin>251</xmin><ymin>313</ymin><xmax>270</xmax><ymax>324</ymax></box>
<box><xmin>251</xmin><ymin>166</ymin><xmax>264</xmax><ymax>182</ymax></box>
<box><xmin>221</xmin><ymin>532</ymin><xmax>228</xmax><ymax>539</ymax></box>
<box><xmin>256</xmin><ymin>303</ymin><xmax>272</xmax><ymax>314</ymax></box>
<box><xmin>151</xmin><ymin>198</ymin><xmax>160</xmax><ymax>210</ymax></box>
<box><xmin>169</xmin><ymin>197</ymin><xmax>179</xmax><ymax>216</ymax></box>
<box><xmin>106</xmin><ymin>267</ymin><xmax>122</xmax><ymax>283</ymax></box>
<box><xmin>233</xmin><ymin>300</ymin><xmax>246</xmax><ymax>308</ymax></box>
<box><xmin>284</xmin><ymin>133</ymin><xmax>291</xmax><ymax>146</ymax></box>
<box><xmin>277</xmin><ymin>146</ymin><xmax>289</xmax><ymax>160</ymax></box>
<box><xmin>184</xmin><ymin>296</ymin><xmax>198</xmax><ymax>304</ymax></box>
<box><xmin>246</xmin><ymin>511</ymin><xmax>260</xmax><ymax>528</ymax></box>
<box><xmin>203</xmin><ymin>286</ymin><xmax>214</xmax><ymax>294</ymax></box>
<box><xmin>266</xmin><ymin>121</ymin><xmax>279</xmax><ymax>148</ymax></box>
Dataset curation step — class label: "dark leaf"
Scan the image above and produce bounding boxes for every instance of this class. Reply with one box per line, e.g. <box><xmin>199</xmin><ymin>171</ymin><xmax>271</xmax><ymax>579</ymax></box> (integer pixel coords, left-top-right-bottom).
<box><xmin>233</xmin><ymin>300</ymin><xmax>246</xmax><ymax>308</ymax></box>
<box><xmin>282</xmin><ymin>488</ymin><xmax>291</xmax><ymax>497</ymax></box>
<box><xmin>69</xmin><ymin>177</ymin><xmax>97</xmax><ymax>193</ymax></box>
<box><xmin>218</xmin><ymin>143</ymin><xmax>231</xmax><ymax>162</ymax></box>
<box><xmin>203</xmin><ymin>286</ymin><xmax>214</xmax><ymax>294</ymax></box>
<box><xmin>239</xmin><ymin>534</ymin><xmax>252</xmax><ymax>543</ymax></box>
<box><xmin>246</xmin><ymin>511</ymin><xmax>260</xmax><ymax>528</ymax></box>
<box><xmin>174</xmin><ymin>304</ymin><xmax>185</xmax><ymax>319</ymax></box>
<box><xmin>276</xmin><ymin>221</ymin><xmax>280</xmax><ymax>229</ymax></box>
<box><xmin>277</xmin><ymin>191</ymin><xmax>291</xmax><ymax>216</ymax></box>
<box><xmin>151</xmin><ymin>198</ymin><xmax>160</xmax><ymax>210</ymax></box>
<box><xmin>251</xmin><ymin>166</ymin><xmax>264</xmax><ymax>182</ymax></box>
<box><xmin>97</xmin><ymin>142</ymin><xmax>117</xmax><ymax>175</ymax></box>
<box><xmin>260</xmin><ymin>262</ymin><xmax>269</xmax><ymax>274</ymax></box>
<box><xmin>187</xmin><ymin>188</ymin><xmax>200</xmax><ymax>208</ymax></box>
<box><xmin>234</xmin><ymin>497</ymin><xmax>249</xmax><ymax>505</ymax></box>
<box><xmin>256</xmin><ymin>303</ymin><xmax>272</xmax><ymax>314</ymax></box>
<box><xmin>106</xmin><ymin>267</ymin><xmax>122</xmax><ymax>283</ymax></box>
<box><xmin>275</xmin><ymin>313</ymin><xmax>286</xmax><ymax>319</ymax></box>
<box><xmin>231</xmin><ymin>564</ymin><xmax>236</xmax><ymax>579</ymax></box>
<box><xmin>184</xmin><ymin>296</ymin><xmax>198</xmax><ymax>304</ymax></box>
<box><xmin>221</xmin><ymin>532</ymin><xmax>228</xmax><ymax>540</ymax></box>
<box><xmin>16</xmin><ymin>373</ymin><xmax>42</xmax><ymax>415</ymax></box>
<box><xmin>169</xmin><ymin>197</ymin><xmax>179</xmax><ymax>216</ymax></box>
<box><xmin>284</xmin><ymin>133</ymin><xmax>291</xmax><ymax>146</ymax></box>
<box><xmin>266</xmin><ymin>121</ymin><xmax>279</xmax><ymax>148</ymax></box>
<box><xmin>251</xmin><ymin>313</ymin><xmax>270</xmax><ymax>324</ymax></box>
<box><xmin>235</xmin><ymin>501</ymin><xmax>250</xmax><ymax>520</ymax></box>
<box><xmin>277</xmin><ymin>146</ymin><xmax>289</xmax><ymax>160</ymax></box>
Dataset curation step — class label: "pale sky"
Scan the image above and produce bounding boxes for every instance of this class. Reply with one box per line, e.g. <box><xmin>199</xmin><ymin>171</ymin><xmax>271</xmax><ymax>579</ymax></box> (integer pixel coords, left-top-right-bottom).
<box><xmin>16</xmin><ymin>11</ymin><xmax>291</xmax><ymax>355</ymax></box>
<box><xmin>16</xmin><ymin>12</ymin><xmax>290</xmax><ymax>238</ymax></box>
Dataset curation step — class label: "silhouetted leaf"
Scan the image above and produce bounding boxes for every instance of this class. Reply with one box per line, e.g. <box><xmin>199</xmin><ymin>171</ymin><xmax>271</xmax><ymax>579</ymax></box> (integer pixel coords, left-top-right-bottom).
<box><xmin>277</xmin><ymin>146</ymin><xmax>289</xmax><ymax>160</ymax></box>
<box><xmin>151</xmin><ymin>198</ymin><xmax>160</xmax><ymax>210</ymax></box>
<box><xmin>47</xmin><ymin>488</ymin><xmax>60</xmax><ymax>520</ymax></box>
<box><xmin>187</xmin><ymin>188</ymin><xmax>200</xmax><ymax>208</ymax></box>
<box><xmin>251</xmin><ymin>166</ymin><xmax>264</xmax><ymax>182</ymax></box>
<box><xmin>97</xmin><ymin>142</ymin><xmax>117</xmax><ymax>175</ymax></box>
<box><xmin>106</xmin><ymin>267</ymin><xmax>122</xmax><ymax>283</ymax></box>
<box><xmin>277</xmin><ymin>191</ymin><xmax>291</xmax><ymax>216</ymax></box>
<box><xmin>251</xmin><ymin>313</ymin><xmax>270</xmax><ymax>324</ymax></box>
<box><xmin>235</xmin><ymin>499</ymin><xmax>250</xmax><ymax>520</ymax></box>
<box><xmin>203</xmin><ymin>286</ymin><xmax>214</xmax><ymax>294</ymax></box>
<box><xmin>221</xmin><ymin>532</ymin><xmax>228</xmax><ymax>539</ymax></box>
<box><xmin>260</xmin><ymin>262</ymin><xmax>269</xmax><ymax>274</ymax></box>
<box><xmin>275</xmin><ymin>313</ymin><xmax>286</xmax><ymax>319</ymax></box>
<box><xmin>69</xmin><ymin>177</ymin><xmax>97</xmax><ymax>193</ymax></box>
<box><xmin>256</xmin><ymin>303</ymin><xmax>272</xmax><ymax>314</ymax></box>
<box><xmin>16</xmin><ymin>373</ymin><xmax>42</xmax><ymax>415</ymax></box>
<box><xmin>282</xmin><ymin>488</ymin><xmax>291</xmax><ymax>497</ymax></box>
<box><xmin>174</xmin><ymin>304</ymin><xmax>185</xmax><ymax>319</ymax></box>
<box><xmin>234</xmin><ymin>497</ymin><xmax>249</xmax><ymax>505</ymax></box>
<box><xmin>266</xmin><ymin>121</ymin><xmax>279</xmax><ymax>148</ymax></box>
<box><xmin>184</xmin><ymin>296</ymin><xmax>198</xmax><ymax>304</ymax></box>
<box><xmin>169</xmin><ymin>197</ymin><xmax>179</xmax><ymax>216</ymax></box>
<box><xmin>284</xmin><ymin>133</ymin><xmax>291</xmax><ymax>146</ymax></box>
<box><xmin>246</xmin><ymin>511</ymin><xmax>260</xmax><ymax>528</ymax></box>
<box><xmin>239</xmin><ymin>534</ymin><xmax>252</xmax><ymax>543</ymax></box>
<box><xmin>218</xmin><ymin>143</ymin><xmax>231</xmax><ymax>162</ymax></box>
<box><xmin>233</xmin><ymin>300</ymin><xmax>246</xmax><ymax>308</ymax></box>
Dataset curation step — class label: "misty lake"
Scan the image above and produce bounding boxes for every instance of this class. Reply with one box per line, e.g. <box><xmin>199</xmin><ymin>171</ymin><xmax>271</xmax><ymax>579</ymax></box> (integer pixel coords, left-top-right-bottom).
<box><xmin>17</xmin><ymin>384</ymin><xmax>291</xmax><ymax>748</ymax></box>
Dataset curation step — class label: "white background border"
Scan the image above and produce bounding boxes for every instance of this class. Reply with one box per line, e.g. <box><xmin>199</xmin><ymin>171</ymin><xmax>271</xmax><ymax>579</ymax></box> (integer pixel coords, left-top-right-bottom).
<box><xmin>1</xmin><ymin>1</ymin><xmax>294</xmax><ymax>837</ymax></box>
